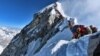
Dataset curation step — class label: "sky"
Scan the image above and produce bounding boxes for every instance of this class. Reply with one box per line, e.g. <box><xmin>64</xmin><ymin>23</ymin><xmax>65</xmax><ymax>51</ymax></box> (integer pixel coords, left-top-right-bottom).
<box><xmin>0</xmin><ymin>0</ymin><xmax>56</xmax><ymax>28</ymax></box>
<box><xmin>59</xmin><ymin>0</ymin><xmax>100</xmax><ymax>29</ymax></box>
<box><xmin>0</xmin><ymin>0</ymin><xmax>100</xmax><ymax>29</ymax></box>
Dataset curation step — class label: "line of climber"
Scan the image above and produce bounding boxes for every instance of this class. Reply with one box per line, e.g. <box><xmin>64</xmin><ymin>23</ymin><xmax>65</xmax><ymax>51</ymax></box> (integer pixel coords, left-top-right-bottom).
<box><xmin>68</xmin><ymin>18</ymin><xmax>98</xmax><ymax>39</ymax></box>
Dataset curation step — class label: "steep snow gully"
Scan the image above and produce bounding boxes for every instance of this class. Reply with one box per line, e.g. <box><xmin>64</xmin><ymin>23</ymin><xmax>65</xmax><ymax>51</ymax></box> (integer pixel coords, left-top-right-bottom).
<box><xmin>1</xmin><ymin>1</ymin><xmax>100</xmax><ymax>56</ymax></box>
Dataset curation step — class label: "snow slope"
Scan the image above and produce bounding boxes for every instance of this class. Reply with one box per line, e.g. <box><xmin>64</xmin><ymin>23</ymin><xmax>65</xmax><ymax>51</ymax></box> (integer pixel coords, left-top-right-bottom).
<box><xmin>34</xmin><ymin>32</ymin><xmax>100</xmax><ymax>56</ymax></box>
<box><xmin>33</xmin><ymin>28</ymin><xmax>73</xmax><ymax>56</ymax></box>
<box><xmin>0</xmin><ymin>46</ymin><xmax>3</xmax><ymax>54</ymax></box>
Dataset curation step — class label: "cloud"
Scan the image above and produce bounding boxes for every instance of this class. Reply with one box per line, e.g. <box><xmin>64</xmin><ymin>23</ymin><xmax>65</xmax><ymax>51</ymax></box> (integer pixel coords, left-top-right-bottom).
<box><xmin>59</xmin><ymin>0</ymin><xmax>100</xmax><ymax>29</ymax></box>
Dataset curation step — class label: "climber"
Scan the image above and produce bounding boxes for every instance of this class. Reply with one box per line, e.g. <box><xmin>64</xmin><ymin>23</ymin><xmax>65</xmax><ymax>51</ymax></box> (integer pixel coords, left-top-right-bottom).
<box><xmin>86</xmin><ymin>26</ymin><xmax>93</xmax><ymax>34</ymax></box>
<box><xmin>71</xmin><ymin>25</ymin><xmax>92</xmax><ymax>39</ymax></box>
<box><xmin>90</xmin><ymin>25</ymin><xmax>98</xmax><ymax>33</ymax></box>
<box><xmin>71</xmin><ymin>25</ymin><xmax>85</xmax><ymax>39</ymax></box>
<box><xmin>68</xmin><ymin>18</ymin><xmax>75</xmax><ymax>29</ymax></box>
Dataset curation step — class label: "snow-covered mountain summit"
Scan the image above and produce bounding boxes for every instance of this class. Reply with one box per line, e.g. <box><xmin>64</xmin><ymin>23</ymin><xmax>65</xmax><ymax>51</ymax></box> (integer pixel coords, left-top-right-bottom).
<box><xmin>1</xmin><ymin>1</ymin><xmax>100</xmax><ymax>56</ymax></box>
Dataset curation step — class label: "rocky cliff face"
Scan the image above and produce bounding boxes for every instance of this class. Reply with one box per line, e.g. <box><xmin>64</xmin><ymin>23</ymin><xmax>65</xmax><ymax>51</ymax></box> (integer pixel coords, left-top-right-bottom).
<box><xmin>1</xmin><ymin>1</ymin><xmax>100</xmax><ymax>56</ymax></box>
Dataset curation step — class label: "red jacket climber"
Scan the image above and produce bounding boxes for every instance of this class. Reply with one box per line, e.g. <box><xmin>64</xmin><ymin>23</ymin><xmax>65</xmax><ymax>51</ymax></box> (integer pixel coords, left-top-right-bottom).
<box><xmin>71</xmin><ymin>25</ymin><xmax>89</xmax><ymax>39</ymax></box>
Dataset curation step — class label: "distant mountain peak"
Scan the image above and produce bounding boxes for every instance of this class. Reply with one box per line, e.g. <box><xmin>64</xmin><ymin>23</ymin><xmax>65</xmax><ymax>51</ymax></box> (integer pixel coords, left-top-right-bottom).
<box><xmin>0</xmin><ymin>27</ymin><xmax>20</xmax><ymax>54</ymax></box>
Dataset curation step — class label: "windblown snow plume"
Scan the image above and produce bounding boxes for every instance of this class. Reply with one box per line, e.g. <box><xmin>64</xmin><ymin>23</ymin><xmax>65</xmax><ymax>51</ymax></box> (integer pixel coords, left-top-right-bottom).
<box><xmin>59</xmin><ymin>0</ymin><xmax>100</xmax><ymax>28</ymax></box>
